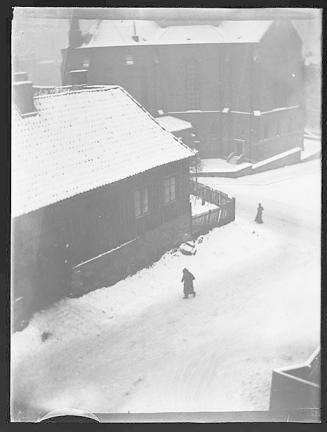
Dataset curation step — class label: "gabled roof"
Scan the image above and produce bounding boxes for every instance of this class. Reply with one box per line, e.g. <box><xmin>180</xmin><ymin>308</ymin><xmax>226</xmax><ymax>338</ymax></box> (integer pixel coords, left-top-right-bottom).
<box><xmin>12</xmin><ymin>85</ymin><xmax>195</xmax><ymax>217</ymax></box>
<box><xmin>78</xmin><ymin>19</ymin><xmax>273</xmax><ymax>48</ymax></box>
<box><xmin>217</xmin><ymin>20</ymin><xmax>272</xmax><ymax>43</ymax></box>
<box><xmin>154</xmin><ymin>25</ymin><xmax>224</xmax><ymax>44</ymax></box>
<box><xmin>80</xmin><ymin>20</ymin><xmax>160</xmax><ymax>48</ymax></box>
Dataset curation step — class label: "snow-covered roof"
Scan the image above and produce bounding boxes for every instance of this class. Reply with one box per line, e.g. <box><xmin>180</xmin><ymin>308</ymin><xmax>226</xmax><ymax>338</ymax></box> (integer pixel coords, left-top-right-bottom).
<box><xmin>79</xmin><ymin>20</ymin><xmax>273</xmax><ymax>48</ymax></box>
<box><xmin>217</xmin><ymin>20</ymin><xmax>272</xmax><ymax>43</ymax></box>
<box><xmin>155</xmin><ymin>115</ymin><xmax>193</xmax><ymax>132</ymax></box>
<box><xmin>80</xmin><ymin>20</ymin><xmax>161</xmax><ymax>48</ymax></box>
<box><xmin>154</xmin><ymin>25</ymin><xmax>224</xmax><ymax>44</ymax></box>
<box><xmin>12</xmin><ymin>85</ymin><xmax>195</xmax><ymax>217</ymax></box>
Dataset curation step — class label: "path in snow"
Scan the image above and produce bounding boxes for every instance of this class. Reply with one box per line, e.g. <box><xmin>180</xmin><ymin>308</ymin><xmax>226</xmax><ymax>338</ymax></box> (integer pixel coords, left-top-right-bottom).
<box><xmin>12</xmin><ymin>160</ymin><xmax>320</xmax><ymax>420</ymax></box>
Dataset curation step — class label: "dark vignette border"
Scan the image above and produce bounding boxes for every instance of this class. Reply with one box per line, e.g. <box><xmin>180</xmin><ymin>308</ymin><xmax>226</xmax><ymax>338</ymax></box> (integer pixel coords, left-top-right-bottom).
<box><xmin>1</xmin><ymin>0</ymin><xmax>325</xmax><ymax>430</ymax></box>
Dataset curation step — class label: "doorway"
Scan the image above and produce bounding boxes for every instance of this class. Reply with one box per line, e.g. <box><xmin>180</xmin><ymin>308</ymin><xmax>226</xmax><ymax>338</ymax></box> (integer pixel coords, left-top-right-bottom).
<box><xmin>234</xmin><ymin>139</ymin><xmax>245</xmax><ymax>156</ymax></box>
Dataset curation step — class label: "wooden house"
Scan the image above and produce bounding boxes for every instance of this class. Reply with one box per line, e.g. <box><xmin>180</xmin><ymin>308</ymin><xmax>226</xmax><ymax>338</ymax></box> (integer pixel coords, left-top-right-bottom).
<box><xmin>62</xmin><ymin>19</ymin><xmax>305</xmax><ymax>162</ymax></box>
<box><xmin>12</xmin><ymin>77</ymin><xmax>195</xmax><ymax>327</ymax></box>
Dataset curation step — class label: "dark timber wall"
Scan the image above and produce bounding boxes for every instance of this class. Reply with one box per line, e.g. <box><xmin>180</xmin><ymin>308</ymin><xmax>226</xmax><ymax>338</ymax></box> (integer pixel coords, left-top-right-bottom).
<box><xmin>13</xmin><ymin>159</ymin><xmax>191</xmax><ymax>329</ymax></box>
<box><xmin>72</xmin><ymin>213</ymin><xmax>191</xmax><ymax>296</ymax></box>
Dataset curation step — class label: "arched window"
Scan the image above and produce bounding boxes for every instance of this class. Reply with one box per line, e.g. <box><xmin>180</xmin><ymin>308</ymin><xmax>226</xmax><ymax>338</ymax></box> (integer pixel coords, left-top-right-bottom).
<box><xmin>264</xmin><ymin>123</ymin><xmax>269</xmax><ymax>140</ymax></box>
<box><xmin>276</xmin><ymin>120</ymin><xmax>281</xmax><ymax>136</ymax></box>
<box><xmin>272</xmin><ymin>80</ymin><xmax>288</xmax><ymax>108</ymax></box>
<box><xmin>104</xmin><ymin>64</ymin><xmax>114</xmax><ymax>84</ymax></box>
<box><xmin>185</xmin><ymin>59</ymin><xmax>201</xmax><ymax>110</ymax></box>
<box><xmin>209</xmin><ymin>120</ymin><xmax>219</xmax><ymax>138</ymax></box>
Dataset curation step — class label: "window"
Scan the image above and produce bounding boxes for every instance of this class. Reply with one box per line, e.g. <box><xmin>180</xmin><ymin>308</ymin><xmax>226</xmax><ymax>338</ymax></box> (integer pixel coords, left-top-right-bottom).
<box><xmin>185</xmin><ymin>59</ymin><xmax>201</xmax><ymax>110</ymax></box>
<box><xmin>276</xmin><ymin>120</ymin><xmax>281</xmax><ymax>136</ymax></box>
<box><xmin>134</xmin><ymin>188</ymin><xmax>148</xmax><ymax>218</ymax></box>
<box><xmin>164</xmin><ymin>177</ymin><xmax>176</xmax><ymax>204</ymax></box>
<box><xmin>82</xmin><ymin>56</ymin><xmax>90</xmax><ymax>69</ymax></box>
<box><xmin>209</xmin><ymin>121</ymin><xmax>219</xmax><ymax>138</ymax></box>
<box><xmin>71</xmin><ymin>53</ymin><xmax>90</xmax><ymax>70</ymax></box>
<box><xmin>104</xmin><ymin>65</ymin><xmax>114</xmax><ymax>84</ymax></box>
<box><xmin>125</xmin><ymin>54</ymin><xmax>134</xmax><ymax>66</ymax></box>
<box><xmin>272</xmin><ymin>81</ymin><xmax>287</xmax><ymax>108</ymax></box>
<box><xmin>288</xmin><ymin>118</ymin><xmax>293</xmax><ymax>133</ymax></box>
<box><xmin>264</xmin><ymin>123</ymin><xmax>269</xmax><ymax>140</ymax></box>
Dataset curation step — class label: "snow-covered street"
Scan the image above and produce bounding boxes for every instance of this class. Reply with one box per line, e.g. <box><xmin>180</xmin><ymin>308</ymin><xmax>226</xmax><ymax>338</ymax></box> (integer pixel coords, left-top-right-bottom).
<box><xmin>12</xmin><ymin>159</ymin><xmax>320</xmax><ymax>420</ymax></box>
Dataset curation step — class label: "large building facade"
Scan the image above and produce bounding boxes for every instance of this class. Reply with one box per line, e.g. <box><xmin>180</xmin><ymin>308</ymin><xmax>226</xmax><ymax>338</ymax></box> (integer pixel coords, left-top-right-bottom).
<box><xmin>63</xmin><ymin>19</ymin><xmax>305</xmax><ymax>161</ymax></box>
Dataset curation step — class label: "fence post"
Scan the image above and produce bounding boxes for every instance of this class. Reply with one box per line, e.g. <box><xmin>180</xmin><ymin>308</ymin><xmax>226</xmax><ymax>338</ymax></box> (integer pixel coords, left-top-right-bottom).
<box><xmin>189</xmin><ymin>201</ymin><xmax>193</xmax><ymax>237</ymax></box>
<box><xmin>232</xmin><ymin>197</ymin><xmax>236</xmax><ymax>221</ymax></box>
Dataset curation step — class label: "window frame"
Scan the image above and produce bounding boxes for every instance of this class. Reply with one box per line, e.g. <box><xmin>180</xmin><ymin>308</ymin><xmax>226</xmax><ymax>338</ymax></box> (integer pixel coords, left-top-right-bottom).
<box><xmin>163</xmin><ymin>176</ymin><xmax>177</xmax><ymax>205</ymax></box>
<box><xmin>104</xmin><ymin>64</ymin><xmax>115</xmax><ymax>84</ymax></box>
<box><xmin>263</xmin><ymin>122</ymin><xmax>270</xmax><ymax>141</ymax></box>
<box><xmin>185</xmin><ymin>59</ymin><xmax>201</xmax><ymax>110</ymax></box>
<box><xmin>276</xmin><ymin>119</ymin><xmax>281</xmax><ymax>137</ymax></box>
<box><xmin>134</xmin><ymin>187</ymin><xmax>149</xmax><ymax>219</ymax></box>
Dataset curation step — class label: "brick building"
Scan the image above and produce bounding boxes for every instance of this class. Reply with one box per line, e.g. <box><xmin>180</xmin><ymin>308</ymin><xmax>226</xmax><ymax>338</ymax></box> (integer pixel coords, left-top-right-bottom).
<box><xmin>63</xmin><ymin>19</ymin><xmax>305</xmax><ymax>162</ymax></box>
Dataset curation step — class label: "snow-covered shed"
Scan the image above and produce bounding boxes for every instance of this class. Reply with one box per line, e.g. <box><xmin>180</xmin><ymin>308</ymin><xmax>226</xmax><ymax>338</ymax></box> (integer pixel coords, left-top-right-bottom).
<box><xmin>12</xmin><ymin>81</ymin><xmax>195</xmax><ymax>327</ymax></box>
<box><xmin>155</xmin><ymin>115</ymin><xmax>195</xmax><ymax>149</ymax></box>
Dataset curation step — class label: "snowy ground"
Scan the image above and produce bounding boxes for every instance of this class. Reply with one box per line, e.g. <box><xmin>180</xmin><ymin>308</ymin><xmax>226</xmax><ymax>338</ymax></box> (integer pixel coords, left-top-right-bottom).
<box><xmin>302</xmin><ymin>138</ymin><xmax>321</xmax><ymax>161</ymax></box>
<box><xmin>190</xmin><ymin>194</ymin><xmax>218</xmax><ymax>216</ymax></box>
<box><xmin>194</xmin><ymin>139</ymin><xmax>321</xmax><ymax>174</ymax></box>
<box><xmin>11</xmin><ymin>159</ymin><xmax>321</xmax><ymax>421</ymax></box>
<box><xmin>198</xmin><ymin>158</ymin><xmax>251</xmax><ymax>172</ymax></box>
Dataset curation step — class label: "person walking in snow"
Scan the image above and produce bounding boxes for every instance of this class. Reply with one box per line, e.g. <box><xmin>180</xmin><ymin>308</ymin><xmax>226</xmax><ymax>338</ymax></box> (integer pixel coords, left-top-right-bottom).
<box><xmin>181</xmin><ymin>268</ymin><xmax>196</xmax><ymax>299</ymax></box>
<box><xmin>255</xmin><ymin>203</ymin><xmax>264</xmax><ymax>224</ymax></box>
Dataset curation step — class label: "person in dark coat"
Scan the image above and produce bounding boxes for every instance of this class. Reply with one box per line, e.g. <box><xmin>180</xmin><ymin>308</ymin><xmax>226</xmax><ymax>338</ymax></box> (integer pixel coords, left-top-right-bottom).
<box><xmin>181</xmin><ymin>268</ymin><xmax>196</xmax><ymax>299</ymax></box>
<box><xmin>255</xmin><ymin>203</ymin><xmax>264</xmax><ymax>224</ymax></box>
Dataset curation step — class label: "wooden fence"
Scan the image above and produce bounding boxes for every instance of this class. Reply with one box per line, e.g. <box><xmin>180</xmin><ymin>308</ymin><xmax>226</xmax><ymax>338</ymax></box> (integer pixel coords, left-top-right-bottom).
<box><xmin>190</xmin><ymin>180</ymin><xmax>236</xmax><ymax>236</ymax></box>
<box><xmin>190</xmin><ymin>180</ymin><xmax>231</xmax><ymax>207</ymax></box>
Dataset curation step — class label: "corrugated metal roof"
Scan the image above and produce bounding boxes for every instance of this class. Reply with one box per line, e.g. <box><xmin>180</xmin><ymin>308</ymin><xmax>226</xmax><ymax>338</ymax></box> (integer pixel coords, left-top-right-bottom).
<box><xmin>12</xmin><ymin>86</ymin><xmax>195</xmax><ymax>217</ymax></box>
<box><xmin>79</xmin><ymin>20</ymin><xmax>273</xmax><ymax>48</ymax></box>
<box><xmin>155</xmin><ymin>116</ymin><xmax>193</xmax><ymax>132</ymax></box>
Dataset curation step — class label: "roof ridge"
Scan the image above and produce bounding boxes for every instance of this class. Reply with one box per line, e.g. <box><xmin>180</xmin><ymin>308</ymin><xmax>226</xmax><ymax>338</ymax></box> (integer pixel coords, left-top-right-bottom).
<box><xmin>34</xmin><ymin>84</ymin><xmax>122</xmax><ymax>99</ymax></box>
<box><xmin>117</xmin><ymin>86</ymin><xmax>197</xmax><ymax>155</ymax></box>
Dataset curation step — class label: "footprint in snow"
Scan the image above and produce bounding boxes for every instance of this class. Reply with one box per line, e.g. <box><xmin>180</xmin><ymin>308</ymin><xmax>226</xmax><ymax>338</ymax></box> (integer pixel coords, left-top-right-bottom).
<box><xmin>41</xmin><ymin>331</ymin><xmax>53</xmax><ymax>342</ymax></box>
<box><xmin>133</xmin><ymin>377</ymin><xmax>144</xmax><ymax>386</ymax></box>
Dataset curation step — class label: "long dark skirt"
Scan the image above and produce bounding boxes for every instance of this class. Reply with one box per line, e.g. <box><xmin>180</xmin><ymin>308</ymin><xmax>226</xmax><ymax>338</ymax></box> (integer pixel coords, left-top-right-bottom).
<box><xmin>255</xmin><ymin>211</ymin><xmax>263</xmax><ymax>223</ymax></box>
<box><xmin>184</xmin><ymin>283</ymin><xmax>194</xmax><ymax>296</ymax></box>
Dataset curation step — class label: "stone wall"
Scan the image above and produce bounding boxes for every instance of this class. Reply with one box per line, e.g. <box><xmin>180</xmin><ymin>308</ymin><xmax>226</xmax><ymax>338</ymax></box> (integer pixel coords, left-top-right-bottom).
<box><xmin>252</xmin><ymin>132</ymin><xmax>303</xmax><ymax>162</ymax></box>
<box><xmin>251</xmin><ymin>147</ymin><xmax>302</xmax><ymax>174</ymax></box>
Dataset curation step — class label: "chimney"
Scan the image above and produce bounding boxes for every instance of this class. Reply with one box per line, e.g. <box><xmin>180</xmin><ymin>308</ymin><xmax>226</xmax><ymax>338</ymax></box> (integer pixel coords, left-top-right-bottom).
<box><xmin>132</xmin><ymin>21</ymin><xmax>139</xmax><ymax>42</ymax></box>
<box><xmin>70</xmin><ymin>69</ymin><xmax>88</xmax><ymax>86</ymax></box>
<box><xmin>13</xmin><ymin>72</ymin><xmax>37</xmax><ymax>117</ymax></box>
<box><xmin>68</xmin><ymin>17</ymin><xmax>83</xmax><ymax>48</ymax></box>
